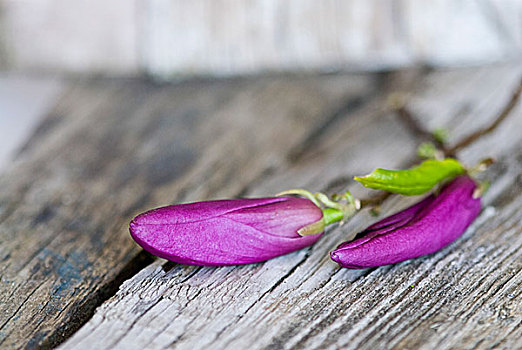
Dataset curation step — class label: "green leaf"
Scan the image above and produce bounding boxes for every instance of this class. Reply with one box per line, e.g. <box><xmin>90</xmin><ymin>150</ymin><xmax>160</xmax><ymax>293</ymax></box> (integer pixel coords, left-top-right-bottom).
<box><xmin>354</xmin><ymin>158</ymin><xmax>466</xmax><ymax>195</ymax></box>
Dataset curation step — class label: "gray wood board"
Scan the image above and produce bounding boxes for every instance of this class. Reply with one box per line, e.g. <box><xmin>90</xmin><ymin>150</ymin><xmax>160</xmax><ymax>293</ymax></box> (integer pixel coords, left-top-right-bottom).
<box><xmin>0</xmin><ymin>74</ymin><xmax>375</xmax><ymax>349</ymax></box>
<box><xmin>61</xmin><ymin>65</ymin><xmax>522</xmax><ymax>349</ymax></box>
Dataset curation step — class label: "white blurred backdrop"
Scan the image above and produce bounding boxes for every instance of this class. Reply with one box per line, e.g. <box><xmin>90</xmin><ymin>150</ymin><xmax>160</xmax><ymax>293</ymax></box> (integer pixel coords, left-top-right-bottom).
<box><xmin>0</xmin><ymin>0</ymin><xmax>521</xmax><ymax>78</ymax></box>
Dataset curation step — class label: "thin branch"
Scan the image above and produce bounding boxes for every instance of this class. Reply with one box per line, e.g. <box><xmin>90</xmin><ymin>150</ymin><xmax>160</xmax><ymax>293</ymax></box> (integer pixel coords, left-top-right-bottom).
<box><xmin>446</xmin><ymin>77</ymin><xmax>522</xmax><ymax>156</ymax></box>
<box><xmin>357</xmin><ymin>77</ymin><xmax>522</xmax><ymax>210</ymax></box>
<box><xmin>388</xmin><ymin>93</ymin><xmax>447</xmax><ymax>151</ymax></box>
<box><xmin>360</xmin><ymin>191</ymin><xmax>392</xmax><ymax>207</ymax></box>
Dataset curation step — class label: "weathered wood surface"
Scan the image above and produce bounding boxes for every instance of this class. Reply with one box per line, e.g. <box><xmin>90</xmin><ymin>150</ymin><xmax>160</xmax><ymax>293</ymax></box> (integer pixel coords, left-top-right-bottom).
<box><xmin>59</xmin><ymin>65</ymin><xmax>522</xmax><ymax>350</ymax></box>
<box><xmin>0</xmin><ymin>65</ymin><xmax>521</xmax><ymax>350</ymax></box>
<box><xmin>0</xmin><ymin>74</ymin><xmax>374</xmax><ymax>349</ymax></box>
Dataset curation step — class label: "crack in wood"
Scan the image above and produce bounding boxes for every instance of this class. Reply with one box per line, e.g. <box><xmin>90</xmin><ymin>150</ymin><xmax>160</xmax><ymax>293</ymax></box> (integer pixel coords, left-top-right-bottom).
<box><xmin>357</xmin><ymin>223</ymin><xmax>522</xmax><ymax>349</ymax></box>
<box><xmin>207</xmin><ymin>252</ymin><xmax>313</xmax><ymax>349</ymax></box>
<box><xmin>0</xmin><ymin>285</ymin><xmax>42</xmax><ymax>339</ymax></box>
<box><xmin>38</xmin><ymin>251</ymin><xmax>155</xmax><ymax>349</ymax></box>
<box><xmin>455</xmin><ymin>242</ymin><xmax>522</xmax><ymax>320</ymax></box>
<box><xmin>107</xmin><ymin>297</ymin><xmax>165</xmax><ymax>349</ymax></box>
<box><xmin>307</xmin><ymin>206</ymin><xmax>507</xmax><ymax>348</ymax></box>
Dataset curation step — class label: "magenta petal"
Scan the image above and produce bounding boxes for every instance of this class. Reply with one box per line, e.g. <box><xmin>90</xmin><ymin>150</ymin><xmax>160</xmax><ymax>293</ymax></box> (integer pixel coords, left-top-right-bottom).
<box><xmin>130</xmin><ymin>197</ymin><xmax>323</xmax><ymax>266</ymax></box>
<box><xmin>331</xmin><ymin>176</ymin><xmax>481</xmax><ymax>269</ymax></box>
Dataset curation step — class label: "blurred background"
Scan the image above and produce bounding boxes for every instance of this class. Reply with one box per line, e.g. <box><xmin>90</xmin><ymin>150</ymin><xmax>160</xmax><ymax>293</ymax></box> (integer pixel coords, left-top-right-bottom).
<box><xmin>1</xmin><ymin>0</ymin><xmax>521</xmax><ymax>168</ymax></box>
<box><xmin>1</xmin><ymin>0</ymin><xmax>521</xmax><ymax>76</ymax></box>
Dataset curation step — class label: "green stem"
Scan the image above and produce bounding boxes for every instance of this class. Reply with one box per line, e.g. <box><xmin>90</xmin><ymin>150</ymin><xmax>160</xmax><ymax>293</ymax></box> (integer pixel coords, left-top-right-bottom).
<box><xmin>276</xmin><ymin>189</ymin><xmax>321</xmax><ymax>207</ymax></box>
<box><xmin>279</xmin><ymin>188</ymin><xmax>361</xmax><ymax>236</ymax></box>
<box><xmin>322</xmin><ymin>208</ymin><xmax>344</xmax><ymax>226</ymax></box>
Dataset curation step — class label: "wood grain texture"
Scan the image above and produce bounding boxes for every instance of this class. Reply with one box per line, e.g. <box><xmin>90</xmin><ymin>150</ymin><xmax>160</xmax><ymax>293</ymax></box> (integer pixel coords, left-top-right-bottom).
<box><xmin>60</xmin><ymin>64</ymin><xmax>522</xmax><ymax>350</ymax></box>
<box><xmin>0</xmin><ymin>74</ymin><xmax>374</xmax><ymax>349</ymax></box>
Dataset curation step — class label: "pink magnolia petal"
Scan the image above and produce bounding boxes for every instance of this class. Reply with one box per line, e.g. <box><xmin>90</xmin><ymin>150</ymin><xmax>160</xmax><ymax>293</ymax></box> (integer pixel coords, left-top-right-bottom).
<box><xmin>130</xmin><ymin>197</ymin><xmax>323</xmax><ymax>266</ymax></box>
<box><xmin>331</xmin><ymin>176</ymin><xmax>481</xmax><ymax>269</ymax></box>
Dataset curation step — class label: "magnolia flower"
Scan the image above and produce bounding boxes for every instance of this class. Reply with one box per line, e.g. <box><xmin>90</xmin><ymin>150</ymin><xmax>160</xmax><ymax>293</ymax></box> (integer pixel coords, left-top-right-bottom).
<box><xmin>130</xmin><ymin>197</ymin><xmax>324</xmax><ymax>266</ymax></box>
<box><xmin>331</xmin><ymin>176</ymin><xmax>481</xmax><ymax>269</ymax></box>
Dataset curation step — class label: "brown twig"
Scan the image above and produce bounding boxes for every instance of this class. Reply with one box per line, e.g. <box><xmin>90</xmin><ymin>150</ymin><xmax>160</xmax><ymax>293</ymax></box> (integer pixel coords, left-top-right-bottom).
<box><xmin>359</xmin><ymin>191</ymin><xmax>392</xmax><ymax>207</ymax></box>
<box><xmin>357</xmin><ymin>76</ymin><xmax>522</xmax><ymax>210</ymax></box>
<box><xmin>388</xmin><ymin>93</ymin><xmax>446</xmax><ymax>151</ymax></box>
<box><xmin>445</xmin><ymin>77</ymin><xmax>522</xmax><ymax>156</ymax></box>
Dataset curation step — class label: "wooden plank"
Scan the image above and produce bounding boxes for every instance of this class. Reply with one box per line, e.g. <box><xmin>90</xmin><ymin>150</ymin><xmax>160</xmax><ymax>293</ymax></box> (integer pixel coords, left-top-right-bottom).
<box><xmin>0</xmin><ymin>74</ymin><xmax>374</xmax><ymax>349</ymax></box>
<box><xmin>60</xmin><ymin>64</ymin><xmax>522</xmax><ymax>350</ymax></box>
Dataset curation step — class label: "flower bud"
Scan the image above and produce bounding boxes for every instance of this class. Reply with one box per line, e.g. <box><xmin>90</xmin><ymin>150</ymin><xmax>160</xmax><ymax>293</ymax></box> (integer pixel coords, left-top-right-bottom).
<box><xmin>130</xmin><ymin>197</ymin><xmax>323</xmax><ymax>266</ymax></box>
<box><xmin>331</xmin><ymin>176</ymin><xmax>481</xmax><ymax>269</ymax></box>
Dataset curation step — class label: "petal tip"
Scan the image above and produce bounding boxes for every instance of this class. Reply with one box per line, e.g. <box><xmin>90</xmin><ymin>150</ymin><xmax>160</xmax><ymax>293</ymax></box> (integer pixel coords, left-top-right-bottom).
<box><xmin>330</xmin><ymin>250</ymin><xmax>341</xmax><ymax>264</ymax></box>
<box><xmin>129</xmin><ymin>219</ymin><xmax>142</xmax><ymax>240</ymax></box>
